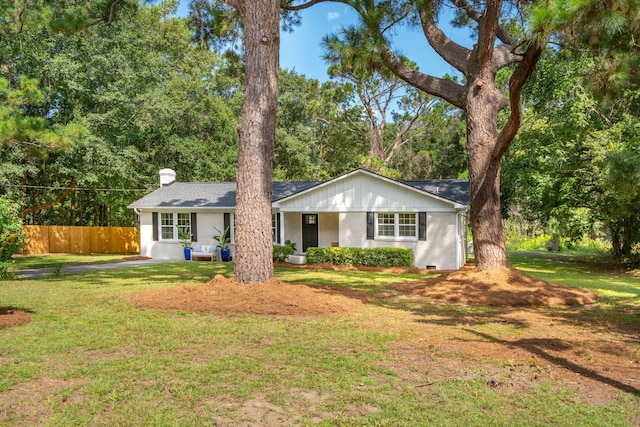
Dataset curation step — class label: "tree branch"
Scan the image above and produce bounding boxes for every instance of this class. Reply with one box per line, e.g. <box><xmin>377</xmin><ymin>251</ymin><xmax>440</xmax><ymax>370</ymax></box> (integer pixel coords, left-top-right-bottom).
<box><xmin>377</xmin><ymin>42</ymin><xmax>467</xmax><ymax>109</ymax></box>
<box><xmin>492</xmin><ymin>44</ymin><xmax>522</xmax><ymax>69</ymax></box>
<box><xmin>20</xmin><ymin>180</ymin><xmax>77</xmax><ymax>218</ymax></box>
<box><xmin>418</xmin><ymin>7</ymin><xmax>471</xmax><ymax>75</ymax></box>
<box><xmin>87</xmin><ymin>0</ymin><xmax>124</xmax><ymax>27</ymax></box>
<box><xmin>476</xmin><ymin>0</ymin><xmax>502</xmax><ymax>71</ymax></box>
<box><xmin>494</xmin><ymin>43</ymin><xmax>543</xmax><ymax>160</ymax></box>
<box><xmin>384</xmin><ymin>104</ymin><xmax>426</xmax><ymax>163</ymax></box>
<box><xmin>451</xmin><ymin>0</ymin><xmax>515</xmax><ymax>45</ymax></box>
<box><xmin>281</xmin><ymin>0</ymin><xmax>350</xmax><ymax>11</ymax></box>
<box><xmin>107</xmin><ymin>0</ymin><xmax>123</xmax><ymax>25</ymax></box>
<box><xmin>219</xmin><ymin>0</ymin><xmax>242</xmax><ymax>11</ymax></box>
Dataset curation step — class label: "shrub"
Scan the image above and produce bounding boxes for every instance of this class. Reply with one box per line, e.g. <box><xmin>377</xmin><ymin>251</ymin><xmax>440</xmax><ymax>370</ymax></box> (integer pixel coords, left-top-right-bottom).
<box><xmin>0</xmin><ymin>197</ymin><xmax>27</xmax><ymax>280</ymax></box>
<box><xmin>306</xmin><ymin>247</ymin><xmax>414</xmax><ymax>267</ymax></box>
<box><xmin>0</xmin><ymin>196</ymin><xmax>28</xmax><ymax>262</ymax></box>
<box><xmin>0</xmin><ymin>261</ymin><xmax>13</xmax><ymax>280</ymax></box>
<box><xmin>273</xmin><ymin>244</ymin><xmax>294</xmax><ymax>262</ymax></box>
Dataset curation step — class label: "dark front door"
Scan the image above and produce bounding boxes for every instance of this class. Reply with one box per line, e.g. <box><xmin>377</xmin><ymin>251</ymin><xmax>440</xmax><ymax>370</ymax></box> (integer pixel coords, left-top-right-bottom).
<box><xmin>302</xmin><ymin>214</ymin><xmax>318</xmax><ymax>252</ymax></box>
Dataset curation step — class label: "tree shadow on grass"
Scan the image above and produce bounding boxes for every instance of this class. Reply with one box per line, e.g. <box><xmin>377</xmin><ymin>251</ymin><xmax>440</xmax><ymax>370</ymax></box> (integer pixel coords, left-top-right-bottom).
<box><xmin>41</xmin><ymin>262</ymin><xmax>235</xmax><ymax>287</ymax></box>
<box><xmin>0</xmin><ymin>306</ymin><xmax>35</xmax><ymax>315</ymax></box>
<box><xmin>283</xmin><ymin>276</ymin><xmax>640</xmax><ymax>398</ymax></box>
<box><xmin>463</xmin><ymin>328</ymin><xmax>640</xmax><ymax>396</ymax></box>
<box><xmin>356</xmin><ymin>283</ymin><xmax>640</xmax><ymax>398</ymax></box>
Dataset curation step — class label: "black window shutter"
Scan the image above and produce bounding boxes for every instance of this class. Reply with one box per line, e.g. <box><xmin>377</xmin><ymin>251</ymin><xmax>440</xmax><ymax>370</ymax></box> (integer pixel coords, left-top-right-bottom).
<box><xmin>152</xmin><ymin>212</ymin><xmax>158</xmax><ymax>241</ymax></box>
<box><xmin>366</xmin><ymin>212</ymin><xmax>374</xmax><ymax>240</ymax></box>
<box><xmin>224</xmin><ymin>213</ymin><xmax>230</xmax><ymax>232</ymax></box>
<box><xmin>190</xmin><ymin>213</ymin><xmax>198</xmax><ymax>242</ymax></box>
<box><xmin>276</xmin><ymin>213</ymin><xmax>281</xmax><ymax>244</ymax></box>
<box><xmin>418</xmin><ymin>212</ymin><xmax>427</xmax><ymax>241</ymax></box>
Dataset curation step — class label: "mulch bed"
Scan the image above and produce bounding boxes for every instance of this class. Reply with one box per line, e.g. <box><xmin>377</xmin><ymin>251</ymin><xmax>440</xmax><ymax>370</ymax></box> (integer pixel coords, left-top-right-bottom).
<box><xmin>130</xmin><ymin>274</ymin><xmax>368</xmax><ymax>316</ymax></box>
<box><xmin>130</xmin><ymin>264</ymin><xmax>598</xmax><ymax>317</ymax></box>
<box><xmin>389</xmin><ymin>265</ymin><xmax>598</xmax><ymax>306</ymax></box>
<box><xmin>0</xmin><ymin>308</ymin><xmax>33</xmax><ymax>330</ymax></box>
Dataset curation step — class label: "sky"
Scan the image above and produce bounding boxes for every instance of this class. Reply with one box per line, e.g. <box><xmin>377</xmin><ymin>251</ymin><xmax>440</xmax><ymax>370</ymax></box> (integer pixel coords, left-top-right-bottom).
<box><xmin>176</xmin><ymin>2</ymin><xmax>473</xmax><ymax>82</ymax></box>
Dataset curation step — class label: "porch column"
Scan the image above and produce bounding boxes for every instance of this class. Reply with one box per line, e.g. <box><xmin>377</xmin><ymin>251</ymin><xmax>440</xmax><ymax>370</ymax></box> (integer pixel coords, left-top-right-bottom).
<box><xmin>279</xmin><ymin>212</ymin><xmax>285</xmax><ymax>249</ymax></box>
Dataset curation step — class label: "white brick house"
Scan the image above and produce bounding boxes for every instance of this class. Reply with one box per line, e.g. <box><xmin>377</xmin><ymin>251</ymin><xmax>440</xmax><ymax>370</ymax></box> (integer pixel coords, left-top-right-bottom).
<box><xmin>128</xmin><ymin>169</ymin><xmax>469</xmax><ymax>270</ymax></box>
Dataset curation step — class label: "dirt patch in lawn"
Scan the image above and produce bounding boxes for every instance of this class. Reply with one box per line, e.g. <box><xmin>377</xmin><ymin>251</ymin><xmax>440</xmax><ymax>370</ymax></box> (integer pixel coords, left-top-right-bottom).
<box><xmin>390</xmin><ymin>265</ymin><xmax>598</xmax><ymax>306</ymax></box>
<box><xmin>0</xmin><ymin>377</ymin><xmax>88</xmax><ymax>424</ymax></box>
<box><xmin>0</xmin><ymin>307</ymin><xmax>33</xmax><ymax>330</ymax></box>
<box><xmin>130</xmin><ymin>274</ymin><xmax>368</xmax><ymax>316</ymax></box>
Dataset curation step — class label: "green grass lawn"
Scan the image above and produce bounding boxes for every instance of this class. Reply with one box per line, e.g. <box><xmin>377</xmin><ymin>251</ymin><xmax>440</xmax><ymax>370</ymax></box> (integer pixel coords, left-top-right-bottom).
<box><xmin>0</xmin><ymin>254</ymin><xmax>638</xmax><ymax>426</ymax></box>
<box><xmin>510</xmin><ymin>250</ymin><xmax>640</xmax><ymax>308</ymax></box>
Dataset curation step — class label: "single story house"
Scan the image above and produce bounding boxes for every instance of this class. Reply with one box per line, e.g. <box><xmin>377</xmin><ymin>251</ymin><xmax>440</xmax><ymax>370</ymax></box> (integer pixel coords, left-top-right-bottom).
<box><xmin>128</xmin><ymin>168</ymin><xmax>470</xmax><ymax>270</ymax></box>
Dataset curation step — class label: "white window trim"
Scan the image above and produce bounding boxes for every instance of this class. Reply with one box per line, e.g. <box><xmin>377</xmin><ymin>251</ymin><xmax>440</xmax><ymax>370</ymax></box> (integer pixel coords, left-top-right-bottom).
<box><xmin>374</xmin><ymin>212</ymin><xmax>418</xmax><ymax>241</ymax></box>
<box><xmin>272</xmin><ymin>213</ymin><xmax>278</xmax><ymax>245</ymax></box>
<box><xmin>159</xmin><ymin>212</ymin><xmax>191</xmax><ymax>242</ymax></box>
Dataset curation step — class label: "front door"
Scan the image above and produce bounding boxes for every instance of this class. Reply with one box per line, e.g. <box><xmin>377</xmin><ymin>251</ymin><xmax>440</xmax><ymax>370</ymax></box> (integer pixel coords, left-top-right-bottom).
<box><xmin>302</xmin><ymin>214</ymin><xmax>318</xmax><ymax>252</ymax></box>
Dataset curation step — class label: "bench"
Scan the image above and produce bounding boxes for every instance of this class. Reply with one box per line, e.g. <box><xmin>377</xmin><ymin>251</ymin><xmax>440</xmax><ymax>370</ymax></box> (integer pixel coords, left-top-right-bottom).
<box><xmin>191</xmin><ymin>245</ymin><xmax>217</xmax><ymax>261</ymax></box>
<box><xmin>286</xmin><ymin>254</ymin><xmax>306</xmax><ymax>265</ymax></box>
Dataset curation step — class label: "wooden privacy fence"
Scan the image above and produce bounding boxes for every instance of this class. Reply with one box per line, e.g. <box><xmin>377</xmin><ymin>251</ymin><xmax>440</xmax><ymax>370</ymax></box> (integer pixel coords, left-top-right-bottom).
<box><xmin>24</xmin><ymin>226</ymin><xmax>140</xmax><ymax>255</ymax></box>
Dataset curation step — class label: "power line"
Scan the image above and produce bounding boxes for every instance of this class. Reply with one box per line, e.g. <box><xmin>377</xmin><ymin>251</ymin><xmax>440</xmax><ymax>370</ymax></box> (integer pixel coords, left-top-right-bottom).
<box><xmin>0</xmin><ymin>183</ymin><xmax>149</xmax><ymax>192</ymax></box>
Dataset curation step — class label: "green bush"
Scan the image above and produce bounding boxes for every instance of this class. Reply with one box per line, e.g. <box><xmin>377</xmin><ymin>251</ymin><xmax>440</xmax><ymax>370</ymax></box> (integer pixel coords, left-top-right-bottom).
<box><xmin>0</xmin><ymin>196</ymin><xmax>28</xmax><ymax>263</ymax></box>
<box><xmin>273</xmin><ymin>244</ymin><xmax>294</xmax><ymax>262</ymax></box>
<box><xmin>306</xmin><ymin>247</ymin><xmax>414</xmax><ymax>267</ymax></box>
<box><xmin>0</xmin><ymin>196</ymin><xmax>28</xmax><ymax>280</ymax></box>
<box><xmin>0</xmin><ymin>261</ymin><xmax>13</xmax><ymax>280</ymax></box>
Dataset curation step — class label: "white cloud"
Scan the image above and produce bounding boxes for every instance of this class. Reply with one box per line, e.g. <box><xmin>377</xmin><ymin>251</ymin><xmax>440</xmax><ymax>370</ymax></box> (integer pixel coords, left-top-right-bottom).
<box><xmin>327</xmin><ymin>12</ymin><xmax>340</xmax><ymax>21</ymax></box>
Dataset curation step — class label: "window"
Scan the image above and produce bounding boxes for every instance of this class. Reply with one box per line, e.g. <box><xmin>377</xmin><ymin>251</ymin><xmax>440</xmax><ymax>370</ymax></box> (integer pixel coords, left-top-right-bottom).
<box><xmin>398</xmin><ymin>213</ymin><xmax>417</xmax><ymax>237</ymax></box>
<box><xmin>376</xmin><ymin>213</ymin><xmax>417</xmax><ymax>239</ymax></box>
<box><xmin>177</xmin><ymin>213</ymin><xmax>190</xmax><ymax>238</ymax></box>
<box><xmin>228</xmin><ymin>213</ymin><xmax>235</xmax><ymax>243</ymax></box>
<box><xmin>377</xmin><ymin>213</ymin><xmax>395</xmax><ymax>237</ymax></box>
<box><xmin>159</xmin><ymin>212</ymin><xmax>191</xmax><ymax>241</ymax></box>
<box><xmin>160</xmin><ymin>213</ymin><xmax>174</xmax><ymax>240</ymax></box>
<box><xmin>272</xmin><ymin>213</ymin><xmax>279</xmax><ymax>243</ymax></box>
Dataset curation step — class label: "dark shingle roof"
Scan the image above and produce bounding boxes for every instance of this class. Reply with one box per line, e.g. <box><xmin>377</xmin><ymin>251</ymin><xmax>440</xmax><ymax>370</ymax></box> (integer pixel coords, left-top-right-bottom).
<box><xmin>128</xmin><ymin>181</ymin><xmax>320</xmax><ymax>209</ymax></box>
<box><xmin>128</xmin><ymin>174</ymin><xmax>469</xmax><ymax>209</ymax></box>
<box><xmin>402</xmin><ymin>179</ymin><xmax>470</xmax><ymax>205</ymax></box>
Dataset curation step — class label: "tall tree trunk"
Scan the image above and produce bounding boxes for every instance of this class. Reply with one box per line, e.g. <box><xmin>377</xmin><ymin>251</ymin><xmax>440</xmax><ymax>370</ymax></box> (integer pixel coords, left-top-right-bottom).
<box><xmin>621</xmin><ymin>217</ymin><xmax>635</xmax><ymax>258</ymax></box>
<box><xmin>368</xmin><ymin>126</ymin><xmax>385</xmax><ymax>160</ymax></box>
<box><xmin>234</xmin><ymin>0</ymin><xmax>280</xmax><ymax>283</ymax></box>
<box><xmin>610</xmin><ymin>224</ymin><xmax>623</xmax><ymax>260</ymax></box>
<box><xmin>466</xmin><ymin>76</ymin><xmax>510</xmax><ymax>270</ymax></box>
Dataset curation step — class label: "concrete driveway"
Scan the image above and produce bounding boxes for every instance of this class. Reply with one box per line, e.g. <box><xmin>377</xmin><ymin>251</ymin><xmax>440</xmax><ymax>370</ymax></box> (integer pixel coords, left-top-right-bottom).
<box><xmin>13</xmin><ymin>259</ymin><xmax>172</xmax><ymax>279</ymax></box>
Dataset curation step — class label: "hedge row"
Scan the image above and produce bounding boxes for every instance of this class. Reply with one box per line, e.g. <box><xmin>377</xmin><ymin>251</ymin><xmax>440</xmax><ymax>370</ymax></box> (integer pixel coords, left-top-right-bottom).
<box><xmin>305</xmin><ymin>247</ymin><xmax>414</xmax><ymax>267</ymax></box>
